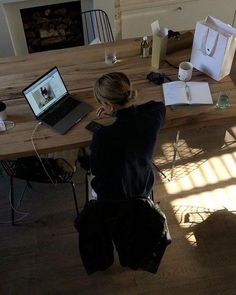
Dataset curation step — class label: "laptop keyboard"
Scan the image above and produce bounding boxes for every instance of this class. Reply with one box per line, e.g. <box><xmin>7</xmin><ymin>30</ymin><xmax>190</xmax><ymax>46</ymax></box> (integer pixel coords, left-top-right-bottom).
<box><xmin>43</xmin><ymin>97</ymin><xmax>80</xmax><ymax>126</ymax></box>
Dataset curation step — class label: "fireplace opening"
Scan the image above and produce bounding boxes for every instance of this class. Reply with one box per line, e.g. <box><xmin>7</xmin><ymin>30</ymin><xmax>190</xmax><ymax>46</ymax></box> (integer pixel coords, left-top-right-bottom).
<box><xmin>20</xmin><ymin>1</ymin><xmax>84</xmax><ymax>53</ymax></box>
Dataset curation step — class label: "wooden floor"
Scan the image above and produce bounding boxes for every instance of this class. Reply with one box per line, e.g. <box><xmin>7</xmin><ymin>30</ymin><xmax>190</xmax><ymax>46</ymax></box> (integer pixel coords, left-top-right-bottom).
<box><xmin>1</xmin><ymin>123</ymin><xmax>236</xmax><ymax>295</ymax></box>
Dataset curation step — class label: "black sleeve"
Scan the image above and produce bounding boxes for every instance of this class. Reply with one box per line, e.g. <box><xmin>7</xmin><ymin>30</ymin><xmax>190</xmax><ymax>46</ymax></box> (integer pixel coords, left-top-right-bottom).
<box><xmin>140</xmin><ymin>100</ymin><xmax>166</xmax><ymax>129</ymax></box>
<box><xmin>90</xmin><ymin>131</ymin><xmax>103</xmax><ymax>176</ymax></box>
<box><xmin>150</xmin><ymin>101</ymin><xmax>166</xmax><ymax>126</ymax></box>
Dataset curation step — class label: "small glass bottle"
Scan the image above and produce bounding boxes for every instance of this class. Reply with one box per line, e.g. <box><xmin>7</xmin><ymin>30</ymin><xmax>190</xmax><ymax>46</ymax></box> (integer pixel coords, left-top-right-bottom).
<box><xmin>140</xmin><ymin>36</ymin><xmax>150</xmax><ymax>58</ymax></box>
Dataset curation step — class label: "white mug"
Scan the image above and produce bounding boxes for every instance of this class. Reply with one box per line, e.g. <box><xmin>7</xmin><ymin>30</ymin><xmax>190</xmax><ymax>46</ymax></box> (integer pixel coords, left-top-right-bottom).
<box><xmin>178</xmin><ymin>61</ymin><xmax>193</xmax><ymax>81</ymax></box>
<box><xmin>0</xmin><ymin>101</ymin><xmax>7</xmax><ymax>121</ymax></box>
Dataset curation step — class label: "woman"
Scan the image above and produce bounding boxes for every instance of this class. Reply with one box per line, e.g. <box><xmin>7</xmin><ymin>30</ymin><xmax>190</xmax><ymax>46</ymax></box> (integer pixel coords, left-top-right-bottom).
<box><xmin>90</xmin><ymin>72</ymin><xmax>166</xmax><ymax>200</ymax></box>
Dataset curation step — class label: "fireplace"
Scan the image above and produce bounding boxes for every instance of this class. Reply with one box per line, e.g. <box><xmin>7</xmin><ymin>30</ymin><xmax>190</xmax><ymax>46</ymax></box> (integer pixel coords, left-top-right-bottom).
<box><xmin>20</xmin><ymin>1</ymin><xmax>84</xmax><ymax>53</ymax></box>
<box><xmin>0</xmin><ymin>0</ymin><xmax>112</xmax><ymax>57</ymax></box>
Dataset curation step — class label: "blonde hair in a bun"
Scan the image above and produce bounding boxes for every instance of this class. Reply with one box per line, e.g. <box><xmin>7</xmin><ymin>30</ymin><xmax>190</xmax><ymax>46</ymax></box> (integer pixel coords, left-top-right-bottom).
<box><xmin>94</xmin><ymin>72</ymin><xmax>137</xmax><ymax>106</ymax></box>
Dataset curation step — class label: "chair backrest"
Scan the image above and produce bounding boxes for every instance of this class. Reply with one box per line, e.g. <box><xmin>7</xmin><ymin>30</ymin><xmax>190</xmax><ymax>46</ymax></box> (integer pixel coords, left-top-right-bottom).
<box><xmin>0</xmin><ymin>157</ymin><xmax>73</xmax><ymax>183</ymax></box>
<box><xmin>1</xmin><ymin>160</ymin><xmax>15</xmax><ymax>177</ymax></box>
<box><xmin>81</xmin><ymin>9</ymin><xmax>114</xmax><ymax>44</ymax></box>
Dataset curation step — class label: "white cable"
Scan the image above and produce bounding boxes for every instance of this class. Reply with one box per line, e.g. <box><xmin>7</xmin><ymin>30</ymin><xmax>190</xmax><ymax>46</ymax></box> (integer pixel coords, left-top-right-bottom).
<box><xmin>0</xmin><ymin>187</ymin><xmax>30</xmax><ymax>224</ymax></box>
<box><xmin>8</xmin><ymin>188</ymin><xmax>29</xmax><ymax>216</ymax></box>
<box><xmin>16</xmin><ymin>183</ymin><xmax>28</xmax><ymax>209</ymax></box>
<box><xmin>0</xmin><ymin>122</ymin><xmax>58</xmax><ymax>224</ymax></box>
<box><xmin>30</xmin><ymin>122</ymin><xmax>57</xmax><ymax>186</ymax></box>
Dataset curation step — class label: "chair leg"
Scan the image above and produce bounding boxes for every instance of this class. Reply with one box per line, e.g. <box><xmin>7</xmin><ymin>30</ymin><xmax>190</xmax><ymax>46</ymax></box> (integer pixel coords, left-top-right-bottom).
<box><xmin>70</xmin><ymin>181</ymin><xmax>79</xmax><ymax>215</ymax></box>
<box><xmin>153</xmin><ymin>162</ymin><xmax>169</xmax><ymax>179</ymax></box>
<box><xmin>10</xmin><ymin>176</ymin><xmax>15</xmax><ymax>225</ymax></box>
<box><xmin>171</xmin><ymin>130</ymin><xmax>180</xmax><ymax>180</ymax></box>
<box><xmin>156</xmin><ymin>165</ymin><xmax>167</xmax><ymax>179</ymax></box>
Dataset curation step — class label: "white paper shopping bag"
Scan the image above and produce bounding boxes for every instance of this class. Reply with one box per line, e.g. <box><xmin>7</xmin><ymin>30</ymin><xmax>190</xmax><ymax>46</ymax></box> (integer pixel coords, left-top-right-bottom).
<box><xmin>190</xmin><ymin>16</ymin><xmax>236</xmax><ymax>81</ymax></box>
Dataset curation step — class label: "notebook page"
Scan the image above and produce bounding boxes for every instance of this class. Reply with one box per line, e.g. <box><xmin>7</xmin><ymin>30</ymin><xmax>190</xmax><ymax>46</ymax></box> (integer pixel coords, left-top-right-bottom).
<box><xmin>186</xmin><ymin>82</ymin><xmax>213</xmax><ymax>104</ymax></box>
<box><xmin>162</xmin><ymin>81</ymin><xmax>188</xmax><ymax>105</ymax></box>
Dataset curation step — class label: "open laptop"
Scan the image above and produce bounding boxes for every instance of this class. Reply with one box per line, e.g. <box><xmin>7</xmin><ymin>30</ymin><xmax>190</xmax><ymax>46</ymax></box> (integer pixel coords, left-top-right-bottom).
<box><xmin>23</xmin><ymin>67</ymin><xmax>92</xmax><ymax>134</ymax></box>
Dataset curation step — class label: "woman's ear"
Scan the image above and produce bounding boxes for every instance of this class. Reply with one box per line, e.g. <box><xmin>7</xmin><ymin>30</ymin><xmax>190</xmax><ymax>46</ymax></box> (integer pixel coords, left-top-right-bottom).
<box><xmin>104</xmin><ymin>101</ymin><xmax>114</xmax><ymax>113</ymax></box>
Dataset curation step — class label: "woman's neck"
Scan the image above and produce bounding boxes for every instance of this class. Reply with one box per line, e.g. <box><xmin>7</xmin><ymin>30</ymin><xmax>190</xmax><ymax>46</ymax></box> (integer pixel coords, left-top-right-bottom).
<box><xmin>113</xmin><ymin>101</ymin><xmax>133</xmax><ymax>112</ymax></box>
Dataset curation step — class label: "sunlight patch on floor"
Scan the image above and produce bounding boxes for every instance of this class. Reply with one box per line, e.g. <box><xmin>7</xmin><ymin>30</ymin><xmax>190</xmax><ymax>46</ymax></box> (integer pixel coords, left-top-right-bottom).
<box><xmin>214</xmin><ymin>185</ymin><xmax>236</xmax><ymax>211</ymax></box>
<box><xmin>170</xmin><ymin>186</ymin><xmax>236</xmax><ymax>247</ymax></box>
<box><xmin>170</xmin><ymin>185</ymin><xmax>236</xmax><ymax>211</ymax></box>
<box><xmin>163</xmin><ymin>151</ymin><xmax>236</xmax><ymax>195</ymax></box>
<box><xmin>185</xmin><ymin>232</ymin><xmax>197</xmax><ymax>247</ymax></box>
<box><xmin>158</xmin><ymin>140</ymin><xmax>204</xmax><ymax>165</ymax></box>
<box><xmin>171</xmin><ymin>202</ymin><xmax>217</xmax><ymax>247</ymax></box>
<box><xmin>157</xmin><ymin>127</ymin><xmax>236</xmax><ymax>247</ymax></box>
<box><xmin>167</xmin><ymin>149</ymin><xmax>236</xmax><ymax>247</ymax></box>
<box><xmin>171</xmin><ymin>191</ymin><xmax>223</xmax><ymax>211</ymax></box>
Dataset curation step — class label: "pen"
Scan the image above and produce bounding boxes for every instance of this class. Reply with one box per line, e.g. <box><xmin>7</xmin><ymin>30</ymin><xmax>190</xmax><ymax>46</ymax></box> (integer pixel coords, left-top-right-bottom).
<box><xmin>185</xmin><ymin>83</ymin><xmax>191</xmax><ymax>102</ymax></box>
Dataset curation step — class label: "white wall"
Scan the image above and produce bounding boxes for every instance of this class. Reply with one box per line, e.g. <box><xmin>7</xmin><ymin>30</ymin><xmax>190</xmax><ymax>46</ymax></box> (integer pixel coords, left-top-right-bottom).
<box><xmin>0</xmin><ymin>4</ymin><xmax>15</xmax><ymax>56</ymax></box>
<box><xmin>94</xmin><ymin>0</ymin><xmax>115</xmax><ymax>33</ymax></box>
<box><xmin>121</xmin><ymin>0</ymin><xmax>236</xmax><ymax>39</ymax></box>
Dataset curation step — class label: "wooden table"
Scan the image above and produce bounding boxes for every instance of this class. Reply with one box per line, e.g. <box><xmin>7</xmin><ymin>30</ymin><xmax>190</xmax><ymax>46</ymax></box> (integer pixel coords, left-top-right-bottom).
<box><xmin>0</xmin><ymin>38</ymin><xmax>236</xmax><ymax>160</ymax></box>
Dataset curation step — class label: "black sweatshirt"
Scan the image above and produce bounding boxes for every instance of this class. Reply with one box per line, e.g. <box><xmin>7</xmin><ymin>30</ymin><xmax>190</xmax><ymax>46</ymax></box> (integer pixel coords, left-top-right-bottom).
<box><xmin>90</xmin><ymin>100</ymin><xmax>166</xmax><ymax>200</ymax></box>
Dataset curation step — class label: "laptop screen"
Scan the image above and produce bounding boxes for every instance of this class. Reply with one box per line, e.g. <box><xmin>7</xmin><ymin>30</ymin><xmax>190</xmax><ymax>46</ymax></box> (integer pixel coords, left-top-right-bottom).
<box><xmin>23</xmin><ymin>67</ymin><xmax>68</xmax><ymax>117</ymax></box>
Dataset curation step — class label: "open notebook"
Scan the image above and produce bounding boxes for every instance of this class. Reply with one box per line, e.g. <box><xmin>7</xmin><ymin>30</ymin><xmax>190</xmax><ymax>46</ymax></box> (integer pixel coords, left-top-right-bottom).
<box><xmin>162</xmin><ymin>81</ymin><xmax>213</xmax><ymax>106</ymax></box>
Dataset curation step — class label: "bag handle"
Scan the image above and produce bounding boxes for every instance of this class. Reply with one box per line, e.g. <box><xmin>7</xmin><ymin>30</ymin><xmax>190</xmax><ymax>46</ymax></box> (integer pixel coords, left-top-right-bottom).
<box><xmin>201</xmin><ymin>27</ymin><xmax>219</xmax><ymax>57</ymax></box>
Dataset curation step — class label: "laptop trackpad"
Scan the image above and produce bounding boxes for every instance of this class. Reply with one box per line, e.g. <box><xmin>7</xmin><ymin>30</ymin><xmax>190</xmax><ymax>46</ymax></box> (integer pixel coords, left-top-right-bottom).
<box><xmin>52</xmin><ymin>102</ymin><xmax>92</xmax><ymax>134</ymax></box>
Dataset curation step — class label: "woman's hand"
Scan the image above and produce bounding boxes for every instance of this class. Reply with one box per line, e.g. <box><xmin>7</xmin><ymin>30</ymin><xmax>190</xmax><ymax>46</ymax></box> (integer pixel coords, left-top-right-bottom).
<box><xmin>96</xmin><ymin>106</ymin><xmax>111</xmax><ymax>118</ymax></box>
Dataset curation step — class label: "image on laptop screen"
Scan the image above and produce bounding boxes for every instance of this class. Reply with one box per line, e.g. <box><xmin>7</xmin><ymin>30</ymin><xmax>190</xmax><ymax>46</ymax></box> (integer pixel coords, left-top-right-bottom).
<box><xmin>23</xmin><ymin>67</ymin><xmax>67</xmax><ymax>118</ymax></box>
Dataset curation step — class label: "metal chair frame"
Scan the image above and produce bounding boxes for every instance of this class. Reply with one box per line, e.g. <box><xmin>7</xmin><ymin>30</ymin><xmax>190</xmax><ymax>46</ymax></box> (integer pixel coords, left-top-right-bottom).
<box><xmin>171</xmin><ymin>130</ymin><xmax>180</xmax><ymax>179</ymax></box>
<box><xmin>81</xmin><ymin>9</ymin><xmax>114</xmax><ymax>44</ymax></box>
<box><xmin>1</xmin><ymin>157</ymin><xmax>79</xmax><ymax>225</ymax></box>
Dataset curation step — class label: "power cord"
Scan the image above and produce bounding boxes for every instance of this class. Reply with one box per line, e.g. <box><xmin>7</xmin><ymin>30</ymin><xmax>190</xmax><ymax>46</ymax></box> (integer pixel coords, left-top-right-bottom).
<box><xmin>0</xmin><ymin>185</ymin><xmax>30</xmax><ymax>224</ymax></box>
<box><xmin>0</xmin><ymin>122</ymin><xmax>58</xmax><ymax>224</ymax></box>
<box><xmin>8</xmin><ymin>188</ymin><xmax>30</xmax><ymax>220</ymax></box>
<box><xmin>164</xmin><ymin>60</ymin><xmax>179</xmax><ymax>69</ymax></box>
<box><xmin>31</xmin><ymin>122</ymin><xmax>57</xmax><ymax>186</ymax></box>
